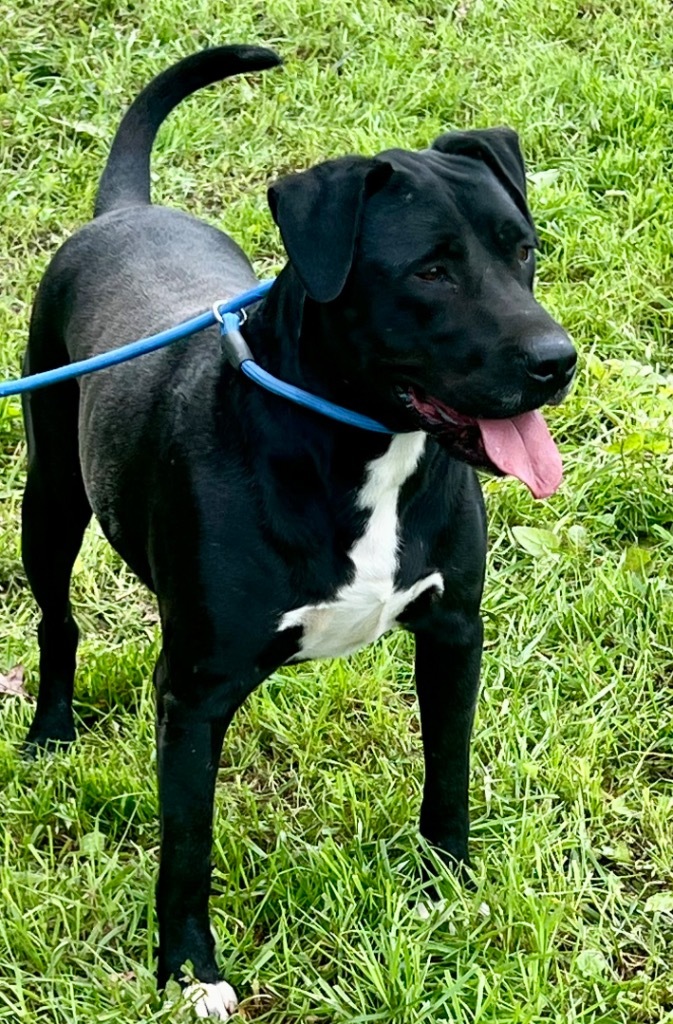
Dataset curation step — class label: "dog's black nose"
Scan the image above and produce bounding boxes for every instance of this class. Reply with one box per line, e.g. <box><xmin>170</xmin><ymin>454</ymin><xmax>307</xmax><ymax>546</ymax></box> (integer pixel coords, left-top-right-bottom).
<box><xmin>525</xmin><ymin>335</ymin><xmax>577</xmax><ymax>387</ymax></box>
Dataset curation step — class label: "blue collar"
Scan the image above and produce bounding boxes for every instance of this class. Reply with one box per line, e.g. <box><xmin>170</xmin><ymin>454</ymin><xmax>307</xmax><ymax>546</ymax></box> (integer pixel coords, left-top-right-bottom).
<box><xmin>216</xmin><ymin>307</ymin><xmax>393</xmax><ymax>435</ymax></box>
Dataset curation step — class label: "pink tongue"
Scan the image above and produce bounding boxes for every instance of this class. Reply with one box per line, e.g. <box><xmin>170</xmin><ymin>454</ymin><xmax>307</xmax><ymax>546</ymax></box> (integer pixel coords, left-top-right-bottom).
<box><xmin>478</xmin><ymin>410</ymin><xmax>562</xmax><ymax>499</ymax></box>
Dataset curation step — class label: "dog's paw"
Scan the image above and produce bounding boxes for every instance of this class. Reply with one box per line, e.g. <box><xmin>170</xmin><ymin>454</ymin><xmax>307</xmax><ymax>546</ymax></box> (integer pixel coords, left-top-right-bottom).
<box><xmin>23</xmin><ymin>715</ymin><xmax>76</xmax><ymax>758</ymax></box>
<box><xmin>419</xmin><ymin>843</ymin><xmax>475</xmax><ymax>897</ymax></box>
<box><xmin>183</xmin><ymin>980</ymin><xmax>238</xmax><ymax>1019</ymax></box>
<box><xmin>21</xmin><ymin>733</ymin><xmax>75</xmax><ymax>760</ymax></box>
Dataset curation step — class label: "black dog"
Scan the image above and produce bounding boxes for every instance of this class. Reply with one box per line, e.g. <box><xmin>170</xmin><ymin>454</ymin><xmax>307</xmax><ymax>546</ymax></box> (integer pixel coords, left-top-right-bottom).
<box><xmin>21</xmin><ymin>45</ymin><xmax>575</xmax><ymax>1018</ymax></box>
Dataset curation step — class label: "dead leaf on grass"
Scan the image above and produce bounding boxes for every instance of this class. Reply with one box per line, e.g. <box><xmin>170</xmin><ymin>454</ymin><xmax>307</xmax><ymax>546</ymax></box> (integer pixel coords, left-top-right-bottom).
<box><xmin>111</xmin><ymin>970</ymin><xmax>136</xmax><ymax>983</ymax></box>
<box><xmin>0</xmin><ymin>665</ymin><xmax>29</xmax><ymax>698</ymax></box>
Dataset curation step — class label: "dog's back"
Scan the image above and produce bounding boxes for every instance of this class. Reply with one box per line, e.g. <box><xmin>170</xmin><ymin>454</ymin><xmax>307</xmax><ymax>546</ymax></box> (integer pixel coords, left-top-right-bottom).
<box><xmin>25</xmin><ymin>48</ymin><xmax>282</xmax><ymax>582</ymax></box>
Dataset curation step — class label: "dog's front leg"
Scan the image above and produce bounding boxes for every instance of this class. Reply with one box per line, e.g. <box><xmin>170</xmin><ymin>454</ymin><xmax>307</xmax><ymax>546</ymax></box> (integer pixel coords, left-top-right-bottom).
<box><xmin>154</xmin><ymin>651</ymin><xmax>245</xmax><ymax>1019</ymax></box>
<box><xmin>414</xmin><ymin>614</ymin><xmax>483</xmax><ymax>874</ymax></box>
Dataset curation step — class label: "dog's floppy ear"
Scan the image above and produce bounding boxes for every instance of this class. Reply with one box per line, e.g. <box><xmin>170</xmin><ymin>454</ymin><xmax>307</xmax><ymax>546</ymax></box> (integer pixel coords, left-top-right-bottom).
<box><xmin>268</xmin><ymin>156</ymin><xmax>393</xmax><ymax>303</ymax></box>
<box><xmin>431</xmin><ymin>127</ymin><xmax>531</xmax><ymax>224</ymax></box>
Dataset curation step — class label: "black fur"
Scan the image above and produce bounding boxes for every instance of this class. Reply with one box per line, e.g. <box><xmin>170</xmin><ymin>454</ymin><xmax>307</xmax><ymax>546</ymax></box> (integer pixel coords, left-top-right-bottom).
<box><xmin>21</xmin><ymin>45</ymin><xmax>575</xmax><ymax>996</ymax></box>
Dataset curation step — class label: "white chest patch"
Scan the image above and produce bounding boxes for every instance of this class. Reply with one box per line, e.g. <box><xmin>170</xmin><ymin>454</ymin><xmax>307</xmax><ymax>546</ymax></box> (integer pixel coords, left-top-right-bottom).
<box><xmin>279</xmin><ymin>433</ymin><xmax>444</xmax><ymax>661</ymax></box>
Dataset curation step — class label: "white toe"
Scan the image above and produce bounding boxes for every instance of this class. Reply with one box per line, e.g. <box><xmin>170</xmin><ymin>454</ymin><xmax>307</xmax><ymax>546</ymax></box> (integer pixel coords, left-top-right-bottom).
<box><xmin>414</xmin><ymin>897</ymin><xmax>448</xmax><ymax>920</ymax></box>
<box><xmin>183</xmin><ymin>980</ymin><xmax>238</xmax><ymax>1019</ymax></box>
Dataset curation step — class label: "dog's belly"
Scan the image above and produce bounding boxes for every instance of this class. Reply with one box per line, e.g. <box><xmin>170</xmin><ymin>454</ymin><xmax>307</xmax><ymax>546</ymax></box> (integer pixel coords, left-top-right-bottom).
<box><xmin>277</xmin><ymin>432</ymin><xmax>444</xmax><ymax>662</ymax></box>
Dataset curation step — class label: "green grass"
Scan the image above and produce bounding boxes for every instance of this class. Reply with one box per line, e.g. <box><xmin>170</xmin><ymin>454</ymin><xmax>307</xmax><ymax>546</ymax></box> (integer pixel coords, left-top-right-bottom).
<box><xmin>1</xmin><ymin>0</ymin><xmax>673</xmax><ymax>1020</ymax></box>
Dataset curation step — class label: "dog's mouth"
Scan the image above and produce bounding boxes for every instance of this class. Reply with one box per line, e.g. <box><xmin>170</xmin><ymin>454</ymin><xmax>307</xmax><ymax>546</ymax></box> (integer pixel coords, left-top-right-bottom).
<box><xmin>398</xmin><ymin>387</ymin><xmax>563</xmax><ymax>499</ymax></box>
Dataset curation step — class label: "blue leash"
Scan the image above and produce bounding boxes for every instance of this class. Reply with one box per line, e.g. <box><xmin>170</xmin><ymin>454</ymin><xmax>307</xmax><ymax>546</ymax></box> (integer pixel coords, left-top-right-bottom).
<box><xmin>1</xmin><ymin>280</ymin><xmax>392</xmax><ymax>435</ymax></box>
<box><xmin>0</xmin><ymin>282</ymin><xmax>273</xmax><ymax>398</ymax></box>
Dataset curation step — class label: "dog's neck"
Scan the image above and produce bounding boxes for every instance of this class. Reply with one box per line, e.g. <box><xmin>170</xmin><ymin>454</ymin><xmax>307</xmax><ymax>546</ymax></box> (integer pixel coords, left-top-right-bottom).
<box><xmin>234</xmin><ymin>265</ymin><xmax>398</xmax><ymax>473</ymax></box>
<box><xmin>243</xmin><ymin>266</ymin><xmax>372</xmax><ymax>415</ymax></box>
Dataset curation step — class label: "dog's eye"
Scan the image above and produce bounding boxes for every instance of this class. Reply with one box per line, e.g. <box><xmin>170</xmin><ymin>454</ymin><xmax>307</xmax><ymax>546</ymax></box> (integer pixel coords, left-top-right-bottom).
<box><xmin>518</xmin><ymin>245</ymin><xmax>533</xmax><ymax>264</ymax></box>
<box><xmin>415</xmin><ymin>266</ymin><xmax>448</xmax><ymax>283</ymax></box>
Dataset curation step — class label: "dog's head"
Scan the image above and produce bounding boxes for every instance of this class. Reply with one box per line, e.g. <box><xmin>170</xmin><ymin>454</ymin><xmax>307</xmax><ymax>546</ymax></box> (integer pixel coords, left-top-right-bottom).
<box><xmin>268</xmin><ymin>128</ymin><xmax>576</xmax><ymax>498</ymax></box>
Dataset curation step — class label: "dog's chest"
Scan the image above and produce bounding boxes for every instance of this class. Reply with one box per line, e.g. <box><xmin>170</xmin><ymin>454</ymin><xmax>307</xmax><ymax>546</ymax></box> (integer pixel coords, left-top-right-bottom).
<box><xmin>278</xmin><ymin>433</ymin><xmax>444</xmax><ymax>662</ymax></box>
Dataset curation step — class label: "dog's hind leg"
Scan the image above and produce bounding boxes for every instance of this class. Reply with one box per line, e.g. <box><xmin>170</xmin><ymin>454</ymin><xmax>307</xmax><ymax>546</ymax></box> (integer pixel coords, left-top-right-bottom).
<box><xmin>21</xmin><ymin>365</ymin><xmax>91</xmax><ymax>750</ymax></box>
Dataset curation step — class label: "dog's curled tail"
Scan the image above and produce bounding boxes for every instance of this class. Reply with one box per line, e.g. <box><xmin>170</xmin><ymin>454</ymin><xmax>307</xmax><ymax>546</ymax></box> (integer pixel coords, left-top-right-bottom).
<box><xmin>94</xmin><ymin>45</ymin><xmax>281</xmax><ymax>218</ymax></box>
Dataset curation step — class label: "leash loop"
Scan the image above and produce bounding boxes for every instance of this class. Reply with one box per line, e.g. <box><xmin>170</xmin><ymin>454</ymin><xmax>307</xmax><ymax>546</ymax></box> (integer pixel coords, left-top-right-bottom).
<box><xmin>218</xmin><ymin>312</ymin><xmax>254</xmax><ymax>369</ymax></box>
